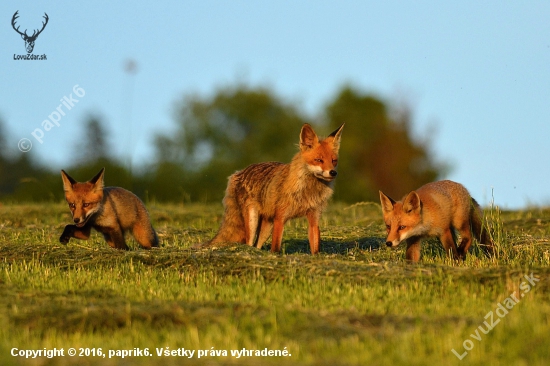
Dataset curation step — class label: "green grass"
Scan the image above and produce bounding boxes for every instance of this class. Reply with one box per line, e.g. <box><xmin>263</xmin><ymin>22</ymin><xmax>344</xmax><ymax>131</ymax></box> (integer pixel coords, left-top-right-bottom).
<box><xmin>0</xmin><ymin>202</ymin><xmax>549</xmax><ymax>365</ymax></box>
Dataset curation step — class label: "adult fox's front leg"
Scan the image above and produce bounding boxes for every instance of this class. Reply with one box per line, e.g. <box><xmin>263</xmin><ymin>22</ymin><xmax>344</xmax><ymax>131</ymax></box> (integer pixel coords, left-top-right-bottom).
<box><xmin>307</xmin><ymin>210</ymin><xmax>321</xmax><ymax>254</ymax></box>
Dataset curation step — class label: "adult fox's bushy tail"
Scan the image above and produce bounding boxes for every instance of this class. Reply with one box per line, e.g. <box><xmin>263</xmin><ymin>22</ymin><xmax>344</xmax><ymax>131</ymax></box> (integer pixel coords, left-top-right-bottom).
<box><xmin>207</xmin><ymin>184</ymin><xmax>247</xmax><ymax>245</ymax></box>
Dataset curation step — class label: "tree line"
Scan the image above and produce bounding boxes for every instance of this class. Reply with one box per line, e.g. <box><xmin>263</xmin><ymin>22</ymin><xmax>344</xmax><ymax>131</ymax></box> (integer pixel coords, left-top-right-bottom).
<box><xmin>0</xmin><ymin>84</ymin><xmax>449</xmax><ymax>204</ymax></box>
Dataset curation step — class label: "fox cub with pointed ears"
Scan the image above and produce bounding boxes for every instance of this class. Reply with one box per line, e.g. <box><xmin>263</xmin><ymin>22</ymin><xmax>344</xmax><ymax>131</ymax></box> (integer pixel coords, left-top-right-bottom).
<box><xmin>59</xmin><ymin>168</ymin><xmax>158</xmax><ymax>250</ymax></box>
<box><xmin>379</xmin><ymin>180</ymin><xmax>493</xmax><ymax>262</ymax></box>
<box><xmin>203</xmin><ymin>123</ymin><xmax>345</xmax><ymax>254</ymax></box>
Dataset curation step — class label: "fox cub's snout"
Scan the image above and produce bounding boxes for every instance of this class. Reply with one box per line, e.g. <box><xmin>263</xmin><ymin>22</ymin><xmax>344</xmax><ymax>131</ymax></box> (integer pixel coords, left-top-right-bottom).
<box><xmin>62</xmin><ymin>169</ymin><xmax>103</xmax><ymax>228</ymax></box>
<box><xmin>379</xmin><ymin>190</ymin><xmax>422</xmax><ymax>248</ymax></box>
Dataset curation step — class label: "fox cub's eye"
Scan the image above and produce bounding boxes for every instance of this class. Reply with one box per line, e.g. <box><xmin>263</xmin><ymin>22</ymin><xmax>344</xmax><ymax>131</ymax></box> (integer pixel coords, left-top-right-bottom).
<box><xmin>398</xmin><ymin>225</ymin><xmax>406</xmax><ymax>230</ymax></box>
<box><xmin>332</xmin><ymin>159</ymin><xmax>338</xmax><ymax>165</ymax></box>
<box><xmin>69</xmin><ymin>203</ymin><xmax>75</xmax><ymax>209</ymax></box>
<box><xmin>315</xmin><ymin>158</ymin><xmax>323</xmax><ymax>163</ymax></box>
<box><xmin>83</xmin><ymin>203</ymin><xmax>90</xmax><ymax>208</ymax></box>
<box><xmin>385</xmin><ymin>225</ymin><xmax>391</xmax><ymax>230</ymax></box>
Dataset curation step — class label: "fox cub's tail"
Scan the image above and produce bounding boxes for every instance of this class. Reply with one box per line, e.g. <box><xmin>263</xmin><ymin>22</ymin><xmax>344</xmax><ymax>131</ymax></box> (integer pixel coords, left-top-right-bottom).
<box><xmin>471</xmin><ymin>198</ymin><xmax>494</xmax><ymax>256</ymax></box>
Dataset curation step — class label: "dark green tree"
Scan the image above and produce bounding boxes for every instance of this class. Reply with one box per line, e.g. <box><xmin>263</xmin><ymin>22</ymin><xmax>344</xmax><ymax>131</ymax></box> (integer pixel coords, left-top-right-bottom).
<box><xmin>67</xmin><ymin>115</ymin><xmax>133</xmax><ymax>192</ymax></box>
<box><xmin>75</xmin><ymin>115</ymin><xmax>111</xmax><ymax>164</ymax></box>
<box><xmin>0</xmin><ymin>119</ymin><xmax>59</xmax><ymax>201</ymax></box>
<box><xmin>153</xmin><ymin>84</ymin><xmax>311</xmax><ymax>202</ymax></box>
<box><xmin>325</xmin><ymin>86</ymin><xmax>448</xmax><ymax>202</ymax></box>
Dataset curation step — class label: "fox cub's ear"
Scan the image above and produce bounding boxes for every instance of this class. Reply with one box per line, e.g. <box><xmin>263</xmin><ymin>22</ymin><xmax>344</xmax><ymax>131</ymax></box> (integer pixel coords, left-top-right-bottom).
<box><xmin>379</xmin><ymin>190</ymin><xmax>396</xmax><ymax>213</ymax></box>
<box><xmin>403</xmin><ymin>191</ymin><xmax>421</xmax><ymax>213</ymax></box>
<box><xmin>89</xmin><ymin>168</ymin><xmax>105</xmax><ymax>191</ymax></box>
<box><xmin>300</xmin><ymin>123</ymin><xmax>320</xmax><ymax>151</ymax></box>
<box><xmin>60</xmin><ymin>170</ymin><xmax>77</xmax><ymax>192</ymax></box>
<box><xmin>327</xmin><ymin>123</ymin><xmax>345</xmax><ymax>151</ymax></box>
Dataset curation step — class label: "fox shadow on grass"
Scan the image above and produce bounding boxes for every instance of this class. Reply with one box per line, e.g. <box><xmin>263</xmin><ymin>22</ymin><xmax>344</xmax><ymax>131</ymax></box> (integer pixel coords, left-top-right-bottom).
<box><xmin>268</xmin><ymin>237</ymin><xmax>384</xmax><ymax>255</ymax></box>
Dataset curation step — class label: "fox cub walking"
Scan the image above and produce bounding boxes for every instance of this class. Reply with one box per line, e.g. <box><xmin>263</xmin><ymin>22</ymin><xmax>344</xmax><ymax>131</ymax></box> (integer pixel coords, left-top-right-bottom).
<box><xmin>379</xmin><ymin>180</ymin><xmax>493</xmax><ymax>261</ymax></box>
<box><xmin>204</xmin><ymin>123</ymin><xmax>344</xmax><ymax>254</ymax></box>
<box><xmin>59</xmin><ymin>168</ymin><xmax>158</xmax><ymax>250</ymax></box>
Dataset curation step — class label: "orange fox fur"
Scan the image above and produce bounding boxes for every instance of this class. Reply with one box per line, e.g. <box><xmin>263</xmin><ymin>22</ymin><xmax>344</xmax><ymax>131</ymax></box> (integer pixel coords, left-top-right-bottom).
<box><xmin>379</xmin><ymin>180</ymin><xmax>493</xmax><ymax>262</ymax></box>
<box><xmin>203</xmin><ymin>123</ymin><xmax>344</xmax><ymax>254</ymax></box>
<box><xmin>59</xmin><ymin>168</ymin><xmax>158</xmax><ymax>250</ymax></box>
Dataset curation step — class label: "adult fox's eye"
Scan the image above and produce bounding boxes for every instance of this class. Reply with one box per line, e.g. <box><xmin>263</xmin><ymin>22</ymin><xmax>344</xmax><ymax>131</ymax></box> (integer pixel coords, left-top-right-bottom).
<box><xmin>398</xmin><ymin>225</ymin><xmax>406</xmax><ymax>230</ymax></box>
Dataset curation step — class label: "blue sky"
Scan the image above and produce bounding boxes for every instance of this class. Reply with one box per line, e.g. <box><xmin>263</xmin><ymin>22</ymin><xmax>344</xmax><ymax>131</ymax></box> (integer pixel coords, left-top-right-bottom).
<box><xmin>1</xmin><ymin>1</ymin><xmax>549</xmax><ymax>208</ymax></box>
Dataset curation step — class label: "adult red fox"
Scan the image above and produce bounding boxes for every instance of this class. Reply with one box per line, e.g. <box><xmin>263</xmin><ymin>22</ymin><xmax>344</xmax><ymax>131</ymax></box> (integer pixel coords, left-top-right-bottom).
<box><xmin>59</xmin><ymin>168</ymin><xmax>158</xmax><ymax>250</ymax></box>
<box><xmin>379</xmin><ymin>180</ymin><xmax>493</xmax><ymax>261</ymax></box>
<box><xmin>204</xmin><ymin>123</ymin><xmax>344</xmax><ymax>254</ymax></box>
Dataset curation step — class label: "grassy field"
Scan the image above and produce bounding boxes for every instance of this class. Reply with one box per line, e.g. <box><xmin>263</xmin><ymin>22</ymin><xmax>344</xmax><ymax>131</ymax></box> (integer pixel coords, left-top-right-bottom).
<box><xmin>0</xmin><ymin>201</ymin><xmax>549</xmax><ymax>365</ymax></box>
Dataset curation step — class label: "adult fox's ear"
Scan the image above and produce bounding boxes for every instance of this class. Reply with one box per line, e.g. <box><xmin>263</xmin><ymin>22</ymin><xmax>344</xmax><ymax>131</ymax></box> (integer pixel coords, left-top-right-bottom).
<box><xmin>379</xmin><ymin>190</ymin><xmax>396</xmax><ymax>213</ymax></box>
<box><xmin>300</xmin><ymin>123</ymin><xmax>320</xmax><ymax>151</ymax></box>
<box><xmin>60</xmin><ymin>170</ymin><xmax>77</xmax><ymax>192</ymax></box>
<box><xmin>403</xmin><ymin>191</ymin><xmax>421</xmax><ymax>213</ymax></box>
<box><xmin>327</xmin><ymin>123</ymin><xmax>344</xmax><ymax>152</ymax></box>
<box><xmin>89</xmin><ymin>168</ymin><xmax>105</xmax><ymax>191</ymax></box>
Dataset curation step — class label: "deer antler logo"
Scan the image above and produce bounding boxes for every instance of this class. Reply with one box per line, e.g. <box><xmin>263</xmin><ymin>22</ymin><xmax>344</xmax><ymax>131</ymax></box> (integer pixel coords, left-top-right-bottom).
<box><xmin>12</xmin><ymin>11</ymin><xmax>49</xmax><ymax>54</ymax></box>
